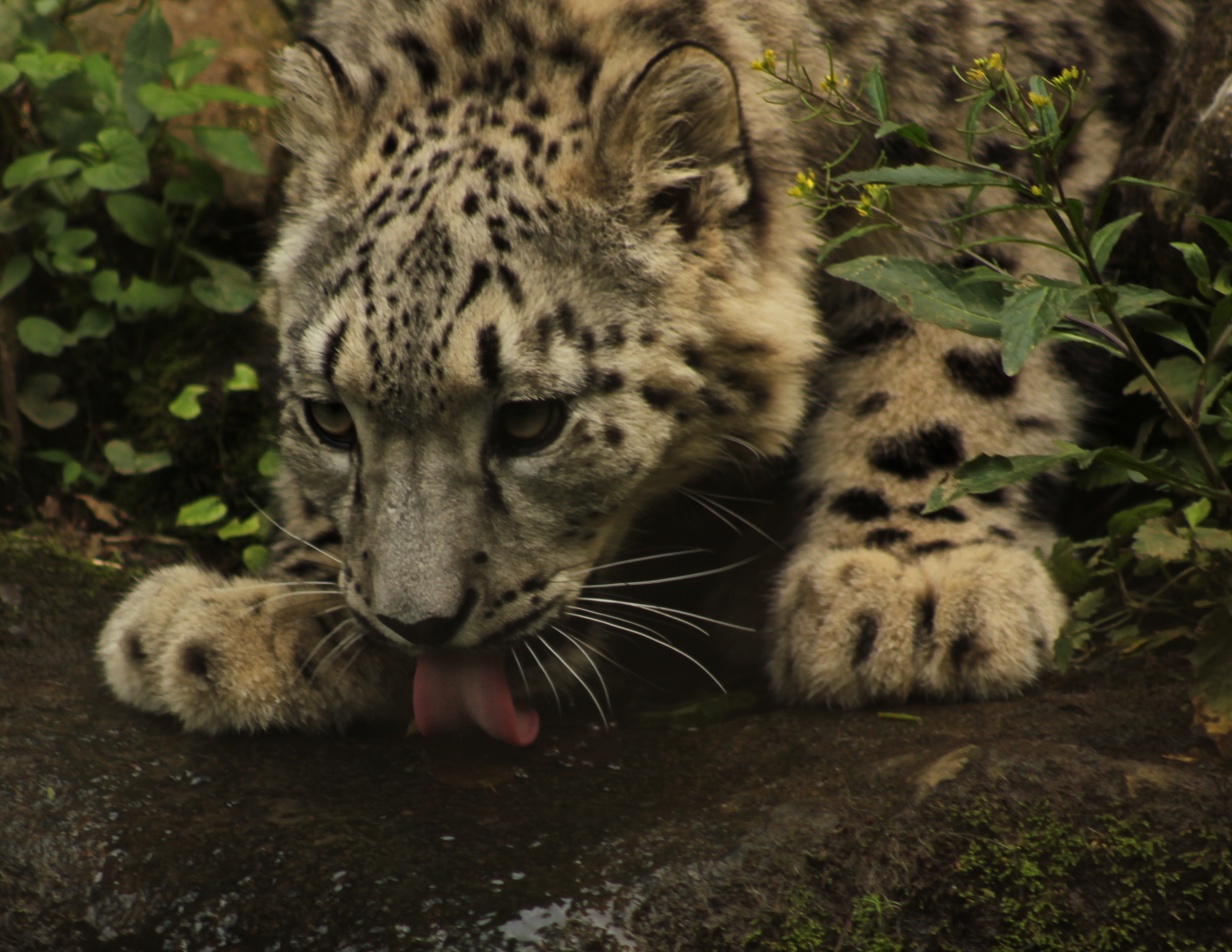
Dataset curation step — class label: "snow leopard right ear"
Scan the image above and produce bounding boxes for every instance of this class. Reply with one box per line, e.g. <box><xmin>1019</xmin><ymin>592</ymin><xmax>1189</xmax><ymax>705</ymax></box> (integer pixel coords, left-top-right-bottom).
<box><xmin>603</xmin><ymin>42</ymin><xmax>754</xmax><ymax>239</ymax></box>
<box><xmin>272</xmin><ymin>38</ymin><xmax>360</xmax><ymax>161</ymax></box>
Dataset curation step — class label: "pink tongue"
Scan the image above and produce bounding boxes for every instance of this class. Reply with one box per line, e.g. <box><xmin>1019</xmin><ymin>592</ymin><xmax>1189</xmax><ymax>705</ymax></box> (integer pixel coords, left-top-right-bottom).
<box><xmin>413</xmin><ymin>651</ymin><xmax>540</xmax><ymax>746</ymax></box>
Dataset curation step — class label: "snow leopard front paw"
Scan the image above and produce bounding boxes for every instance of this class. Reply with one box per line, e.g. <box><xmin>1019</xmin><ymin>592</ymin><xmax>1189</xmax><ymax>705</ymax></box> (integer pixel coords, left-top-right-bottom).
<box><xmin>767</xmin><ymin>543</ymin><xmax>1066</xmax><ymax>707</ymax></box>
<box><xmin>99</xmin><ymin>565</ymin><xmax>408</xmax><ymax>732</ymax></box>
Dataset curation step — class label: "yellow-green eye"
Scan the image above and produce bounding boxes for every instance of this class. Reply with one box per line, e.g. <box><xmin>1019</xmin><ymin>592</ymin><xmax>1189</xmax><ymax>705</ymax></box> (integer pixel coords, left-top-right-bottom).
<box><xmin>493</xmin><ymin>399</ymin><xmax>568</xmax><ymax>453</ymax></box>
<box><xmin>305</xmin><ymin>400</ymin><xmax>356</xmax><ymax>449</ymax></box>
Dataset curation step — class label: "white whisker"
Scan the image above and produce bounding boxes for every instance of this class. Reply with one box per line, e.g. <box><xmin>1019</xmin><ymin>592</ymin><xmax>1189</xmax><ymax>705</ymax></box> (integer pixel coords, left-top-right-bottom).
<box><xmin>567</xmin><ymin>611</ymin><xmax>726</xmax><ymax>692</ymax></box>
<box><xmin>557</xmin><ymin>629</ymin><xmax>612</xmax><ymax>712</ymax></box>
<box><xmin>301</xmin><ymin>618</ymin><xmax>357</xmax><ymax>679</ymax></box>
<box><xmin>244</xmin><ymin>499</ymin><xmax>343</xmax><ymax>566</ymax></box>
<box><xmin>581</xmin><ymin>555</ymin><xmax>758</xmax><ymax>588</ymax></box>
<box><xmin>580</xmin><ymin>548</ymin><xmax>711</xmax><ymax>576</ymax></box>
<box><xmin>544</xmin><ymin>630</ymin><xmax>608</xmax><ymax>728</ymax></box>
<box><xmin>683</xmin><ymin>488</ymin><xmax>783</xmax><ymax>551</ymax></box>
<box><xmin>522</xmin><ymin>639</ymin><xmax>562</xmax><ymax>714</ymax></box>
<box><xmin>721</xmin><ymin>434</ymin><xmax>767</xmax><ymax>460</ymax></box>
<box><xmin>579</xmin><ymin>596</ymin><xmax>756</xmax><ymax>633</ymax></box>
<box><xmin>510</xmin><ymin>644</ymin><xmax>532</xmax><ymax>699</ymax></box>
<box><xmin>681</xmin><ymin>488</ymin><xmax>742</xmax><ymax>536</ymax></box>
<box><xmin>572</xmin><ymin>603</ymin><xmax>707</xmax><ymax>639</ymax></box>
<box><xmin>243</xmin><ymin>589</ymin><xmax>345</xmax><ymax>615</ymax></box>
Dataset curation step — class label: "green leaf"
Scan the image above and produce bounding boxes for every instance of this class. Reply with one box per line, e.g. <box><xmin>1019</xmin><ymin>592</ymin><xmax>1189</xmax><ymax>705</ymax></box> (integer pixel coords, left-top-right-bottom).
<box><xmin>81</xmin><ymin>53</ymin><xmax>118</xmax><ymax>106</ymax></box>
<box><xmin>834</xmin><ymin>165</ymin><xmax>1005</xmax><ymax>188</ymax></box>
<box><xmin>136</xmin><ymin>83</ymin><xmax>204</xmax><ymax>120</ymax></box>
<box><xmin>17</xmin><ymin>373</ymin><xmax>77</xmax><ymax>429</ymax></box>
<box><xmin>962</xmin><ymin>88</ymin><xmax>997</xmax><ymax>158</ymax></box>
<box><xmin>46</xmin><ymin>220</ymin><xmax>91</xmax><ymax>260</ymax></box>
<box><xmin>80</xmin><ymin>128</ymin><xmax>150</xmax><ymax>190</ymax></box>
<box><xmin>17</xmin><ymin>316</ymin><xmax>71</xmax><ymax>356</ymax></box>
<box><xmin>999</xmin><ymin>284</ymin><xmax>1082</xmax><ymax>375</ymax></box>
<box><xmin>166</xmin><ymin>37</ymin><xmax>219</xmax><ymax>88</ymax></box>
<box><xmin>33</xmin><ymin>449</ymin><xmax>83</xmax><ymax>488</ymax></box>
<box><xmin>242</xmin><ymin>544</ymin><xmax>271</xmax><ymax>573</ymax></box>
<box><xmin>104</xmin><ymin>438</ymin><xmax>172</xmax><ymax>475</ymax></box>
<box><xmin>1124</xmin><ymin>312</ymin><xmax>1201</xmax><ymax>358</ymax></box>
<box><xmin>1046</xmin><ymin>537</ymin><xmax>1090</xmax><ymax>597</ymax></box>
<box><xmin>1070</xmin><ymin>588</ymin><xmax>1106</xmax><ymax>621</ymax></box>
<box><xmin>193</xmin><ymin>127</ymin><xmax>267</xmax><ymax>175</ymax></box>
<box><xmin>46</xmin><ymin>227</ymin><xmax>96</xmax><ymax>275</ymax></box>
<box><xmin>74</xmin><ymin>307</ymin><xmax>114</xmax><ymax>340</ymax></box>
<box><xmin>0</xmin><ymin>255</ymin><xmax>32</xmax><ymax>301</ymax></box>
<box><xmin>183</xmin><ymin>247</ymin><xmax>259</xmax><ymax>313</ymax></box>
<box><xmin>14</xmin><ymin>49</ymin><xmax>80</xmax><ymax>87</ymax></box>
<box><xmin>1132</xmin><ymin>517</ymin><xmax>1189</xmax><ymax>562</ymax></box>
<box><xmin>864</xmin><ymin>64</ymin><xmax>888</xmax><ymax>122</ymax></box>
<box><xmin>1184</xmin><ymin>497</ymin><xmax>1212</xmax><ymax>528</ymax></box>
<box><xmin>163</xmin><ymin>159</ymin><xmax>223</xmax><ymax>206</ymax></box>
<box><xmin>1193</xmin><ymin>527</ymin><xmax>1232</xmax><ymax>552</ymax></box>
<box><xmin>924</xmin><ymin>445</ymin><xmax>1092</xmax><ymax>512</ymax></box>
<box><xmin>218</xmin><ymin>514</ymin><xmax>263</xmax><ymax>540</ymax></box>
<box><xmin>1112</xmin><ymin>284</ymin><xmax>1182</xmax><ymax>317</ymax></box>
<box><xmin>815</xmin><ymin>223</ymin><xmax>894</xmax><ymax>266</ymax></box>
<box><xmin>1088</xmin><ymin>212</ymin><xmax>1140</xmax><ymax>272</ymax></box>
<box><xmin>1123</xmin><ymin>355</ymin><xmax>1203</xmax><ymax>411</ymax></box>
<box><xmin>827</xmin><ymin>255</ymin><xmax>1003</xmax><ymax>337</ymax></box>
<box><xmin>0</xmin><ymin>63</ymin><xmax>21</xmax><ymax>93</ymax></box>
<box><xmin>92</xmin><ymin>270</ymin><xmax>184</xmax><ymax>312</ymax></box>
<box><xmin>191</xmin><ymin>84</ymin><xmax>279</xmax><ymax>109</ymax></box>
<box><xmin>121</xmin><ymin>0</ymin><xmax>173</xmax><ymax>133</ymax></box>
<box><xmin>105</xmin><ymin>193</ymin><xmax>170</xmax><ymax>247</ymax></box>
<box><xmin>258</xmin><ymin>448</ymin><xmax>281</xmax><ymax>478</ymax></box>
<box><xmin>224</xmin><ymin>362</ymin><xmax>259</xmax><ymax>391</ymax></box>
<box><xmin>1190</xmin><ymin>610</ymin><xmax>1232</xmax><ymax>756</ymax></box>
<box><xmin>168</xmin><ymin>383</ymin><xmax>208</xmax><ymax>420</ymax></box>
<box><xmin>1196</xmin><ymin>216</ymin><xmax>1232</xmax><ymax>255</ymax></box>
<box><xmin>3</xmin><ymin>149</ymin><xmax>82</xmax><ymax>189</ymax></box>
<box><xmin>1172</xmin><ymin>241</ymin><xmax>1213</xmax><ymax>297</ymax></box>
<box><xmin>176</xmin><ymin>495</ymin><xmax>228</xmax><ymax>527</ymax></box>
<box><xmin>875</xmin><ymin>121</ymin><xmax>931</xmax><ymax>150</ymax></box>
<box><xmin>1107</xmin><ymin>498</ymin><xmax>1172</xmax><ymax>541</ymax></box>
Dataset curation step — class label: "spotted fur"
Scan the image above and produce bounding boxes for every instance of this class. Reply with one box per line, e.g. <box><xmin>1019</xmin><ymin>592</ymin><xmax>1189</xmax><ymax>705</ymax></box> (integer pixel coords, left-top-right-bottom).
<box><xmin>99</xmin><ymin>0</ymin><xmax>1189</xmax><ymax>732</ymax></box>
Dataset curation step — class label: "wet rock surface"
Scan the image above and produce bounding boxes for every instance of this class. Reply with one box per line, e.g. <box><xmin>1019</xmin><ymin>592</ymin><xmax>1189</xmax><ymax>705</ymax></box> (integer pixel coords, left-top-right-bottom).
<box><xmin>3</xmin><ymin>536</ymin><xmax>1232</xmax><ymax>951</ymax></box>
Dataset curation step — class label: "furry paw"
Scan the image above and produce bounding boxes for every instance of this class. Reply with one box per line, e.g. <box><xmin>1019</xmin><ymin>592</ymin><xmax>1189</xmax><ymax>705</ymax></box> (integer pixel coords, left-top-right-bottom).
<box><xmin>768</xmin><ymin>543</ymin><xmax>1066</xmax><ymax>707</ymax></box>
<box><xmin>99</xmin><ymin>565</ymin><xmax>406</xmax><ymax>732</ymax></box>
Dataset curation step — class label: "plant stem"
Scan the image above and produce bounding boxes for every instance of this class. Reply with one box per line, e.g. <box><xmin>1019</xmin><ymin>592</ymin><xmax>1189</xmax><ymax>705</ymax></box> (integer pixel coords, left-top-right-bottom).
<box><xmin>0</xmin><ymin>304</ymin><xmax>23</xmax><ymax>462</ymax></box>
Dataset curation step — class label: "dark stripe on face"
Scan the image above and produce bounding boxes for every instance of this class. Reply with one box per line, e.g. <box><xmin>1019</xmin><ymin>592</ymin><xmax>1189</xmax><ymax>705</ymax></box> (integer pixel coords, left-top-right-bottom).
<box><xmin>323</xmin><ymin>318</ymin><xmax>350</xmax><ymax>384</ymax></box>
<box><xmin>457</xmin><ymin>261</ymin><xmax>492</xmax><ymax>314</ymax></box>
<box><xmin>477</xmin><ymin>324</ymin><xmax>502</xmax><ymax>384</ymax></box>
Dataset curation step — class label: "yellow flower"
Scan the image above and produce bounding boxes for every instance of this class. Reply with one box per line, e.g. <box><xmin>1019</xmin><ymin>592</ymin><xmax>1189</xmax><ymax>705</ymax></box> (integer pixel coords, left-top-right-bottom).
<box><xmin>1053</xmin><ymin>65</ymin><xmax>1081</xmax><ymax>86</ymax></box>
<box><xmin>788</xmin><ymin>170</ymin><xmax>817</xmax><ymax>198</ymax></box>
<box><xmin>986</xmin><ymin>52</ymin><xmax>1005</xmax><ymax>71</ymax></box>
<box><xmin>1029</xmin><ymin>184</ymin><xmax>1045</xmax><ymax>196</ymax></box>
<box><xmin>855</xmin><ymin>183</ymin><xmax>888</xmax><ymax>216</ymax></box>
<box><xmin>965</xmin><ymin>66</ymin><xmax>987</xmax><ymax>84</ymax></box>
<box><xmin>751</xmin><ymin>49</ymin><xmax>777</xmax><ymax>73</ymax></box>
<box><xmin>1028</xmin><ymin>91</ymin><xmax>1053</xmax><ymax>108</ymax></box>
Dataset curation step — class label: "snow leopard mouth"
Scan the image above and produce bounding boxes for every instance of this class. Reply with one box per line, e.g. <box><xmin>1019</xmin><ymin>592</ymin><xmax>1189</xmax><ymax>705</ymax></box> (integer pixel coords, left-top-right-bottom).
<box><xmin>413</xmin><ymin>649</ymin><xmax>541</xmax><ymax>746</ymax></box>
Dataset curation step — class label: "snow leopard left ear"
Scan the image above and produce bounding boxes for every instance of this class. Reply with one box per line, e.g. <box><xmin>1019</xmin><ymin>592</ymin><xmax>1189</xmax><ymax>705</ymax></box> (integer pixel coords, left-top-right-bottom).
<box><xmin>604</xmin><ymin>42</ymin><xmax>754</xmax><ymax>239</ymax></box>
<box><xmin>273</xmin><ymin>38</ymin><xmax>361</xmax><ymax>163</ymax></box>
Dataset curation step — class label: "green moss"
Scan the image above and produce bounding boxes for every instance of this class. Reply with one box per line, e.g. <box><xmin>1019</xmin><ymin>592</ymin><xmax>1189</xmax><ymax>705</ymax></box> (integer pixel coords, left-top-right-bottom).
<box><xmin>940</xmin><ymin>797</ymin><xmax>1232</xmax><ymax>952</ymax></box>
<box><xmin>744</xmin><ymin>796</ymin><xmax>1232</xmax><ymax>952</ymax></box>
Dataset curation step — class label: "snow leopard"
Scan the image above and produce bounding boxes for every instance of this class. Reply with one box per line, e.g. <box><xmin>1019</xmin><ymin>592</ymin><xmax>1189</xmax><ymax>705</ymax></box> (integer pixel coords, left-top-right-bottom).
<box><xmin>98</xmin><ymin>0</ymin><xmax>1189</xmax><ymax>744</ymax></box>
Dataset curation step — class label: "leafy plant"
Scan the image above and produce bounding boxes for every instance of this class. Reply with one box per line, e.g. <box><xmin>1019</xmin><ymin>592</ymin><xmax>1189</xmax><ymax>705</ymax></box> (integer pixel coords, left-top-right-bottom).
<box><xmin>751</xmin><ymin>48</ymin><xmax>1232</xmax><ymax>751</ymax></box>
<box><xmin>1</xmin><ymin>0</ymin><xmax>281</xmax><ymax>566</ymax></box>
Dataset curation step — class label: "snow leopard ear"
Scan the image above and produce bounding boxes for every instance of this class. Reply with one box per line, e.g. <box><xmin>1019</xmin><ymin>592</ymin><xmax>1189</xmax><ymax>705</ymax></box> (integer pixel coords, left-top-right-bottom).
<box><xmin>605</xmin><ymin>42</ymin><xmax>754</xmax><ymax>239</ymax></box>
<box><xmin>273</xmin><ymin>38</ymin><xmax>359</xmax><ymax>162</ymax></box>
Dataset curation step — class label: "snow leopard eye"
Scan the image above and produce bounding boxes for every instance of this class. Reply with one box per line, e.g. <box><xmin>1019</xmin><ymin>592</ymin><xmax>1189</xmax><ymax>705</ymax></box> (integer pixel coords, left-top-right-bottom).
<box><xmin>493</xmin><ymin>399</ymin><xmax>568</xmax><ymax>454</ymax></box>
<box><xmin>305</xmin><ymin>400</ymin><xmax>356</xmax><ymax>450</ymax></box>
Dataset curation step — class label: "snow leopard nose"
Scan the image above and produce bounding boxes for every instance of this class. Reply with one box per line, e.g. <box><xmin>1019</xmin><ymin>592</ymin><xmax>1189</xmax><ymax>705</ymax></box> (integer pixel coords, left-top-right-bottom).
<box><xmin>376</xmin><ymin>589</ymin><xmax>478</xmax><ymax>647</ymax></box>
